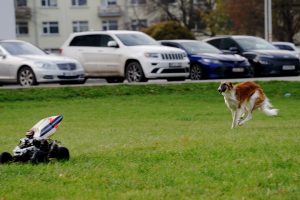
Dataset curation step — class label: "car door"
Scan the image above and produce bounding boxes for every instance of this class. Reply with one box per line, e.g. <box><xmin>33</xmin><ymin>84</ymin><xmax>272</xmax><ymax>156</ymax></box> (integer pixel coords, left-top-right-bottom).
<box><xmin>96</xmin><ymin>34</ymin><xmax>122</xmax><ymax>75</ymax></box>
<box><xmin>69</xmin><ymin>34</ymin><xmax>121</xmax><ymax>76</ymax></box>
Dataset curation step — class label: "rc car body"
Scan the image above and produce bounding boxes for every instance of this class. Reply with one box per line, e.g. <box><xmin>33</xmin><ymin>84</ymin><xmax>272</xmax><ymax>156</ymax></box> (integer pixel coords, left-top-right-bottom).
<box><xmin>0</xmin><ymin>115</ymin><xmax>69</xmax><ymax>164</ymax></box>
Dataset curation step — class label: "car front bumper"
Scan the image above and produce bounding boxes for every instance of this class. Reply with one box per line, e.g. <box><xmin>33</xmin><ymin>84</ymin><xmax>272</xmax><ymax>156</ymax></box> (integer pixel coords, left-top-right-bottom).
<box><xmin>34</xmin><ymin>69</ymin><xmax>85</xmax><ymax>83</ymax></box>
<box><xmin>140</xmin><ymin>60</ymin><xmax>190</xmax><ymax>79</ymax></box>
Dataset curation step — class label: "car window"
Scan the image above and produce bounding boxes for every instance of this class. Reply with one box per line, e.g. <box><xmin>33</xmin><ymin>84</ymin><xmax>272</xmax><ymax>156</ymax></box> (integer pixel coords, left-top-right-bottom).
<box><xmin>161</xmin><ymin>42</ymin><xmax>180</xmax><ymax>49</ymax></box>
<box><xmin>115</xmin><ymin>33</ymin><xmax>158</xmax><ymax>46</ymax></box>
<box><xmin>207</xmin><ymin>39</ymin><xmax>221</xmax><ymax>48</ymax></box>
<box><xmin>234</xmin><ymin>37</ymin><xmax>277</xmax><ymax>51</ymax></box>
<box><xmin>69</xmin><ymin>34</ymin><xmax>115</xmax><ymax>47</ymax></box>
<box><xmin>0</xmin><ymin>42</ymin><xmax>47</xmax><ymax>55</ymax></box>
<box><xmin>274</xmin><ymin>44</ymin><xmax>294</xmax><ymax>51</ymax></box>
<box><xmin>180</xmin><ymin>41</ymin><xmax>222</xmax><ymax>54</ymax></box>
<box><xmin>100</xmin><ymin>35</ymin><xmax>115</xmax><ymax>47</ymax></box>
<box><xmin>220</xmin><ymin>38</ymin><xmax>238</xmax><ymax>50</ymax></box>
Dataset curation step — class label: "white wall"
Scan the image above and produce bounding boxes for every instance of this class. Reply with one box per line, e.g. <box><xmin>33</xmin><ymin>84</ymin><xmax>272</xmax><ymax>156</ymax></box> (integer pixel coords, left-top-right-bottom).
<box><xmin>0</xmin><ymin>0</ymin><xmax>16</xmax><ymax>39</ymax></box>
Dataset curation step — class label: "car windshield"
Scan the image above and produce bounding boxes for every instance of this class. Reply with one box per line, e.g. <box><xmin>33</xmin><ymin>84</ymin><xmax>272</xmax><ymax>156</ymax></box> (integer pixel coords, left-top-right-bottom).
<box><xmin>235</xmin><ymin>37</ymin><xmax>277</xmax><ymax>51</ymax></box>
<box><xmin>0</xmin><ymin>42</ymin><xmax>47</xmax><ymax>55</ymax></box>
<box><xmin>115</xmin><ymin>33</ymin><xmax>158</xmax><ymax>46</ymax></box>
<box><xmin>180</xmin><ymin>41</ymin><xmax>222</xmax><ymax>54</ymax></box>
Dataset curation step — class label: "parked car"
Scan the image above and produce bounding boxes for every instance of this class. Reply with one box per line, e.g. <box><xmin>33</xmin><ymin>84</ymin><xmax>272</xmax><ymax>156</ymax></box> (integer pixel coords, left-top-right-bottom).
<box><xmin>159</xmin><ymin>40</ymin><xmax>253</xmax><ymax>79</ymax></box>
<box><xmin>0</xmin><ymin>40</ymin><xmax>85</xmax><ymax>86</ymax></box>
<box><xmin>272</xmin><ymin>42</ymin><xmax>300</xmax><ymax>58</ymax></box>
<box><xmin>60</xmin><ymin>31</ymin><xmax>190</xmax><ymax>83</ymax></box>
<box><xmin>204</xmin><ymin>36</ymin><xmax>300</xmax><ymax>76</ymax></box>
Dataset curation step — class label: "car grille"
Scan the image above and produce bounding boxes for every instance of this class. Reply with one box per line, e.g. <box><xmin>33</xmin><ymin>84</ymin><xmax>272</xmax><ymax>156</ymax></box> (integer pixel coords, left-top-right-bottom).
<box><xmin>272</xmin><ymin>58</ymin><xmax>299</xmax><ymax>66</ymax></box>
<box><xmin>161</xmin><ymin>68</ymin><xmax>189</xmax><ymax>73</ymax></box>
<box><xmin>57</xmin><ymin>63</ymin><xmax>77</xmax><ymax>71</ymax></box>
<box><xmin>58</xmin><ymin>75</ymin><xmax>80</xmax><ymax>79</ymax></box>
<box><xmin>161</xmin><ymin>53</ymin><xmax>185</xmax><ymax>60</ymax></box>
<box><xmin>220</xmin><ymin>60</ymin><xmax>247</xmax><ymax>66</ymax></box>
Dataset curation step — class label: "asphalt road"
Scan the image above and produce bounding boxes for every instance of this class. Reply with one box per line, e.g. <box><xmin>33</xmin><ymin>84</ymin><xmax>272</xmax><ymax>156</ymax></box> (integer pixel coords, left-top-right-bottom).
<box><xmin>1</xmin><ymin>76</ymin><xmax>300</xmax><ymax>89</ymax></box>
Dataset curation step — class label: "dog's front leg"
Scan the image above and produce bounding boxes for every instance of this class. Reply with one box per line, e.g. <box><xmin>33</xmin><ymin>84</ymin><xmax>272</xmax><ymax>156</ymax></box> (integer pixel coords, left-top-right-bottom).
<box><xmin>232</xmin><ymin>108</ymin><xmax>243</xmax><ymax>128</ymax></box>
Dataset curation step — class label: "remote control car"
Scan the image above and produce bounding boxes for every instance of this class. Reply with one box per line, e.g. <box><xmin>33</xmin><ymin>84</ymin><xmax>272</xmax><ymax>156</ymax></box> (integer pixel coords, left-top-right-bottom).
<box><xmin>0</xmin><ymin>115</ymin><xmax>69</xmax><ymax>164</ymax></box>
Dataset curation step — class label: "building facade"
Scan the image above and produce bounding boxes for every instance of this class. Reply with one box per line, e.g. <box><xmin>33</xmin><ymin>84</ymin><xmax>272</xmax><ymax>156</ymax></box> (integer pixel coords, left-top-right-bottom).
<box><xmin>15</xmin><ymin>0</ymin><xmax>158</xmax><ymax>52</ymax></box>
<box><xmin>0</xmin><ymin>0</ymin><xmax>16</xmax><ymax>39</ymax></box>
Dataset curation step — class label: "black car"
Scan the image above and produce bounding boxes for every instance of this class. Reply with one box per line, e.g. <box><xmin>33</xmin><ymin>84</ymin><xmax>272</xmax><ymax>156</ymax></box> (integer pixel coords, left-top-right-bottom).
<box><xmin>204</xmin><ymin>36</ymin><xmax>300</xmax><ymax>76</ymax></box>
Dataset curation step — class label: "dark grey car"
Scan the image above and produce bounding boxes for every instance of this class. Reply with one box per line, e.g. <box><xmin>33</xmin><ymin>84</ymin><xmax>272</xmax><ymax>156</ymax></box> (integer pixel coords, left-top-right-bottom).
<box><xmin>204</xmin><ymin>36</ymin><xmax>300</xmax><ymax>77</ymax></box>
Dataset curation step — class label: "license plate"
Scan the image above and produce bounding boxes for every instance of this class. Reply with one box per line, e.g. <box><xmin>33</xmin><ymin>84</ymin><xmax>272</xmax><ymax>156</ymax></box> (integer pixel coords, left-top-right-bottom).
<box><xmin>63</xmin><ymin>72</ymin><xmax>76</xmax><ymax>76</ymax></box>
<box><xmin>282</xmin><ymin>65</ymin><xmax>295</xmax><ymax>70</ymax></box>
<box><xmin>169</xmin><ymin>63</ymin><xmax>182</xmax><ymax>68</ymax></box>
<box><xmin>232</xmin><ymin>68</ymin><xmax>244</xmax><ymax>72</ymax></box>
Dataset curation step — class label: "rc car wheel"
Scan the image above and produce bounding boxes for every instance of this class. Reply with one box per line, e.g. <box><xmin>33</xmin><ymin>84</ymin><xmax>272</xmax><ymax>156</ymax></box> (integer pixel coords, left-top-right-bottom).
<box><xmin>125</xmin><ymin>61</ymin><xmax>148</xmax><ymax>82</ymax></box>
<box><xmin>190</xmin><ymin>64</ymin><xmax>203</xmax><ymax>80</ymax></box>
<box><xmin>31</xmin><ymin>151</ymin><xmax>48</xmax><ymax>164</ymax></box>
<box><xmin>0</xmin><ymin>152</ymin><xmax>13</xmax><ymax>164</ymax></box>
<box><xmin>18</xmin><ymin>66</ymin><xmax>38</xmax><ymax>86</ymax></box>
<box><xmin>56</xmin><ymin>147</ymin><xmax>70</xmax><ymax>161</ymax></box>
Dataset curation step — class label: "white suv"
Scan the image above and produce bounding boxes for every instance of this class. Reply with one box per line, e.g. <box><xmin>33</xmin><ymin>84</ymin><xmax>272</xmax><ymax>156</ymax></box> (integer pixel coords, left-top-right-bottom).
<box><xmin>60</xmin><ymin>31</ymin><xmax>190</xmax><ymax>83</ymax></box>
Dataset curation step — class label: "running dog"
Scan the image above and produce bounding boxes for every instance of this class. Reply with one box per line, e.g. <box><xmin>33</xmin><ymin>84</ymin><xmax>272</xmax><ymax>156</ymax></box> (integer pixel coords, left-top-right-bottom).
<box><xmin>218</xmin><ymin>81</ymin><xmax>278</xmax><ymax>128</ymax></box>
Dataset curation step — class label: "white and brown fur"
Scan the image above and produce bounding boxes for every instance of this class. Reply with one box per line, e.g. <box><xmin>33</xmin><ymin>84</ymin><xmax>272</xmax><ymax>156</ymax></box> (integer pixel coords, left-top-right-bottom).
<box><xmin>218</xmin><ymin>81</ymin><xmax>278</xmax><ymax>128</ymax></box>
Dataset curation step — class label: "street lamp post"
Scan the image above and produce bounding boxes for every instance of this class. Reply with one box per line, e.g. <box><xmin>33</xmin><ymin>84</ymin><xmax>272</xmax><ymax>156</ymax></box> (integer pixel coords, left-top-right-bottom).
<box><xmin>264</xmin><ymin>0</ymin><xmax>272</xmax><ymax>42</ymax></box>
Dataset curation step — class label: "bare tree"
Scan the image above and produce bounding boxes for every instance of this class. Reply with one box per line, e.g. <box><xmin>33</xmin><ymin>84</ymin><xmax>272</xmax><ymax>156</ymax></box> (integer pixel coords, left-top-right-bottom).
<box><xmin>146</xmin><ymin>0</ymin><xmax>213</xmax><ymax>32</ymax></box>
<box><xmin>273</xmin><ymin>0</ymin><xmax>300</xmax><ymax>42</ymax></box>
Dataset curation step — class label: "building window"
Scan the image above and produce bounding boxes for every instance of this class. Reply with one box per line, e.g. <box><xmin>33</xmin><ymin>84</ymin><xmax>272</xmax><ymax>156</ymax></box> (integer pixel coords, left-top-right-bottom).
<box><xmin>41</xmin><ymin>0</ymin><xmax>57</xmax><ymax>7</ymax></box>
<box><xmin>42</xmin><ymin>22</ymin><xmax>59</xmax><ymax>34</ymax></box>
<box><xmin>16</xmin><ymin>22</ymin><xmax>29</xmax><ymax>35</ymax></box>
<box><xmin>71</xmin><ymin>0</ymin><xmax>87</xmax><ymax>6</ymax></box>
<box><xmin>16</xmin><ymin>0</ymin><xmax>27</xmax><ymax>7</ymax></box>
<box><xmin>131</xmin><ymin>19</ymin><xmax>147</xmax><ymax>30</ymax></box>
<box><xmin>72</xmin><ymin>21</ymin><xmax>89</xmax><ymax>32</ymax></box>
<box><xmin>131</xmin><ymin>0</ymin><xmax>146</xmax><ymax>5</ymax></box>
<box><xmin>107</xmin><ymin>0</ymin><xmax>117</xmax><ymax>5</ymax></box>
<box><xmin>102</xmin><ymin>20</ymin><xmax>118</xmax><ymax>30</ymax></box>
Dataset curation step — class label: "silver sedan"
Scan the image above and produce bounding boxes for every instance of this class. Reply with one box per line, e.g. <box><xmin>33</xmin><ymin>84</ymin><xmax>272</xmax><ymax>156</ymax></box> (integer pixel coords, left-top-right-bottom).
<box><xmin>0</xmin><ymin>40</ymin><xmax>85</xmax><ymax>86</ymax></box>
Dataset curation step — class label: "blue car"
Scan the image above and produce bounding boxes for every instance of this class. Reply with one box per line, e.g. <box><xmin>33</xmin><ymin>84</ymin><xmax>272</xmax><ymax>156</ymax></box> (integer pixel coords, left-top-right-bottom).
<box><xmin>160</xmin><ymin>40</ymin><xmax>253</xmax><ymax>80</ymax></box>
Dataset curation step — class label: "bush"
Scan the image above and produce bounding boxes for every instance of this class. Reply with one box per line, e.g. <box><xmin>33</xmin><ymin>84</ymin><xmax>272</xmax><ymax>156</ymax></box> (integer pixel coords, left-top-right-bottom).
<box><xmin>143</xmin><ymin>21</ymin><xmax>195</xmax><ymax>40</ymax></box>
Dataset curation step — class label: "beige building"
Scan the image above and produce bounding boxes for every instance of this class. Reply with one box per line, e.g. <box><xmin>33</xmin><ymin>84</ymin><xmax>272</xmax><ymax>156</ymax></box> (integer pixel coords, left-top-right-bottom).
<box><xmin>15</xmin><ymin>0</ymin><xmax>158</xmax><ymax>52</ymax></box>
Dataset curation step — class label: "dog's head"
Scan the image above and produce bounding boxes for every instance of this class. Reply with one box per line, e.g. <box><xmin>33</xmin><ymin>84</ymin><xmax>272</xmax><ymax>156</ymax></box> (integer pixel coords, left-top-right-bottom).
<box><xmin>218</xmin><ymin>82</ymin><xmax>233</xmax><ymax>94</ymax></box>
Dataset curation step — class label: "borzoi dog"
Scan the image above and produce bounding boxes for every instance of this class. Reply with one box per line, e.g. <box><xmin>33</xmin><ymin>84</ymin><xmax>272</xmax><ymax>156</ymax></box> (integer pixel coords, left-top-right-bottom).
<box><xmin>218</xmin><ymin>81</ymin><xmax>278</xmax><ymax>128</ymax></box>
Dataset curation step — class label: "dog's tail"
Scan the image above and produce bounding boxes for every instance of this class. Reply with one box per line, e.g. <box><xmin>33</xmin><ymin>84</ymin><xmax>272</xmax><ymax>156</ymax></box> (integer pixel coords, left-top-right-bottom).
<box><xmin>261</xmin><ymin>98</ymin><xmax>279</xmax><ymax>116</ymax></box>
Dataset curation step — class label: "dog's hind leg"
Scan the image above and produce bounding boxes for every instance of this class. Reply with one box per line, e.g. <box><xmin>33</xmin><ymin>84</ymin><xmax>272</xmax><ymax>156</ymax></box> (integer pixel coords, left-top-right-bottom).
<box><xmin>238</xmin><ymin>93</ymin><xmax>257</xmax><ymax>126</ymax></box>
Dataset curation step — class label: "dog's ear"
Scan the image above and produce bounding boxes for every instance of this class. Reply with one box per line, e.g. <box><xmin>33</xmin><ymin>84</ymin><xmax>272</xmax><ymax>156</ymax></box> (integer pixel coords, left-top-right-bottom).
<box><xmin>228</xmin><ymin>82</ymin><xmax>233</xmax><ymax>88</ymax></box>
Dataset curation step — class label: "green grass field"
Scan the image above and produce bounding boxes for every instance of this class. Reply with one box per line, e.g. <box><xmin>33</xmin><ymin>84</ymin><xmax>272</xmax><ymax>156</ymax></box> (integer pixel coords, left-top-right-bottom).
<box><xmin>0</xmin><ymin>81</ymin><xmax>299</xmax><ymax>200</ymax></box>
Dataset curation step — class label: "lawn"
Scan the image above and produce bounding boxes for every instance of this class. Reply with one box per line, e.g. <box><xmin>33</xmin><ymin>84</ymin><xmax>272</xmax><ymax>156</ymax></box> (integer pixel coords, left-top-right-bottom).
<box><xmin>0</xmin><ymin>81</ymin><xmax>299</xmax><ymax>200</ymax></box>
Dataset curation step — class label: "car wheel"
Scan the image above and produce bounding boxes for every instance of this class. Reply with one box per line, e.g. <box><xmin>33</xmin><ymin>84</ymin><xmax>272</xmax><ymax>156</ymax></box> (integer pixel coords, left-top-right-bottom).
<box><xmin>190</xmin><ymin>64</ymin><xmax>203</xmax><ymax>80</ymax></box>
<box><xmin>30</xmin><ymin>150</ymin><xmax>48</xmax><ymax>164</ymax></box>
<box><xmin>0</xmin><ymin>152</ymin><xmax>13</xmax><ymax>164</ymax></box>
<box><xmin>18</xmin><ymin>67</ymin><xmax>38</xmax><ymax>86</ymax></box>
<box><xmin>106</xmin><ymin>77</ymin><xmax>125</xmax><ymax>83</ymax></box>
<box><xmin>126</xmin><ymin>61</ymin><xmax>148</xmax><ymax>82</ymax></box>
<box><xmin>56</xmin><ymin>147</ymin><xmax>70</xmax><ymax>161</ymax></box>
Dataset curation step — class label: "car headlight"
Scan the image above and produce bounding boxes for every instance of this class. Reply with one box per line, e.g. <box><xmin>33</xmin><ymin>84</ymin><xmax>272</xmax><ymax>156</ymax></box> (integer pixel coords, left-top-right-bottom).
<box><xmin>255</xmin><ymin>56</ymin><xmax>273</xmax><ymax>65</ymax></box>
<box><xmin>144</xmin><ymin>53</ymin><xmax>160</xmax><ymax>58</ymax></box>
<box><xmin>35</xmin><ymin>62</ymin><xmax>57</xmax><ymax>70</ymax></box>
<box><xmin>200</xmin><ymin>58</ymin><xmax>221</xmax><ymax>64</ymax></box>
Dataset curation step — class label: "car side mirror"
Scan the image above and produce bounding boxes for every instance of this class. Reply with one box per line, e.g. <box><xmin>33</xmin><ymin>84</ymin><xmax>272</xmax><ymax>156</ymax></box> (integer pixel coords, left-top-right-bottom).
<box><xmin>107</xmin><ymin>41</ymin><xmax>119</xmax><ymax>48</ymax></box>
<box><xmin>228</xmin><ymin>47</ymin><xmax>239</xmax><ymax>54</ymax></box>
